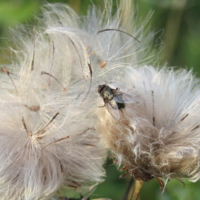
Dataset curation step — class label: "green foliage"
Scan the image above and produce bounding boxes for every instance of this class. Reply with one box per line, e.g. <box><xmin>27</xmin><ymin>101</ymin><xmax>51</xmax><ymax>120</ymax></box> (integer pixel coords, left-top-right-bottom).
<box><xmin>90</xmin><ymin>159</ymin><xmax>129</xmax><ymax>199</ymax></box>
<box><xmin>0</xmin><ymin>0</ymin><xmax>39</xmax><ymax>36</ymax></box>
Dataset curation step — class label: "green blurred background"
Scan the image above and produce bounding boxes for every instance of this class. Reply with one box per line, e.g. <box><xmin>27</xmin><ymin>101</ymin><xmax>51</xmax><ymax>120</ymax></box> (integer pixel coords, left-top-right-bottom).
<box><xmin>0</xmin><ymin>0</ymin><xmax>200</xmax><ymax>199</ymax></box>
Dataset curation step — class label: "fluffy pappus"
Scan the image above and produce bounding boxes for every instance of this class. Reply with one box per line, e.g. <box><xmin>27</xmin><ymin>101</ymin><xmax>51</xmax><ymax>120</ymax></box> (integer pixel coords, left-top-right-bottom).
<box><xmin>97</xmin><ymin>65</ymin><xmax>200</xmax><ymax>188</ymax></box>
<box><xmin>0</xmin><ymin>3</ymin><xmax>121</xmax><ymax>200</ymax></box>
<box><xmin>0</xmin><ymin>46</ymin><xmax>106</xmax><ymax>199</ymax></box>
<box><xmin>38</xmin><ymin>0</ymin><xmax>158</xmax><ymax>85</ymax></box>
<box><xmin>0</xmin><ymin>0</ymin><xmax>162</xmax><ymax>199</ymax></box>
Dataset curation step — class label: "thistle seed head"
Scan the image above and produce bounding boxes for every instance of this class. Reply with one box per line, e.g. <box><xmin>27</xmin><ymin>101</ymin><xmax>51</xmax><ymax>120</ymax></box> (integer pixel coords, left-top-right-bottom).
<box><xmin>97</xmin><ymin>66</ymin><xmax>200</xmax><ymax>186</ymax></box>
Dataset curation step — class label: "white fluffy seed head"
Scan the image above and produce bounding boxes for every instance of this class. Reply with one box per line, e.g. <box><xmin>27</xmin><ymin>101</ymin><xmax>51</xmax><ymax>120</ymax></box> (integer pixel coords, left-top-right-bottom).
<box><xmin>97</xmin><ymin>65</ymin><xmax>200</xmax><ymax>184</ymax></box>
<box><xmin>0</xmin><ymin>0</ymin><xmax>162</xmax><ymax>199</ymax></box>
<box><xmin>0</xmin><ymin>56</ymin><xmax>106</xmax><ymax>199</ymax></box>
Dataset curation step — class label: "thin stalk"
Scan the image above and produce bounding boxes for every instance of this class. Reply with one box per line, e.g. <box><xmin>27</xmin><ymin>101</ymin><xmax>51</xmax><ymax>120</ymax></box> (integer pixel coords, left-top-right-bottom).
<box><xmin>123</xmin><ymin>178</ymin><xmax>134</xmax><ymax>200</ymax></box>
<box><xmin>131</xmin><ymin>180</ymin><xmax>144</xmax><ymax>200</ymax></box>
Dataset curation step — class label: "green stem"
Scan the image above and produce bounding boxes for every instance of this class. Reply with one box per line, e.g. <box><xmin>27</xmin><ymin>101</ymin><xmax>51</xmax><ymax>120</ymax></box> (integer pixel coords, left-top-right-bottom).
<box><xmin>123</xmin><ymin>178</ymin><xmax>134</xmax><ymax>200</ymax></box>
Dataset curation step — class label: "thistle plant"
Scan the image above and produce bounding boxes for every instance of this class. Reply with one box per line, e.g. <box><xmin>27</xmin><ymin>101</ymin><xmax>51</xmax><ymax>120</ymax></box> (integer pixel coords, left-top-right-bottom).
<box><xmin>0</xmin><ymin>3</ymin><xmax>111</xmax><ymax>200</ymax></box>
<box><xmin>0</xmin><ymin>0</ymin><xmax>199</xmax><ymax>200</ymax></box>
<box><xmin>97</xmin><ymin>66</ymin><xmax>200</xmax><ymax>198</ymax></box>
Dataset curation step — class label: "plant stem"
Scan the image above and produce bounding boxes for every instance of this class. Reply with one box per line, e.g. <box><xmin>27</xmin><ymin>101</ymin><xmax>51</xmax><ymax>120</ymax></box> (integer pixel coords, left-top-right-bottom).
<box><xmin>123</xmin><ymin>178</ymin><xmax>134</xmax><ymax>200</ymax></box>
<box><xmin>131</xmin><ymin>180</ymin><xmax>144</xmax><ymax>200</ymax></box>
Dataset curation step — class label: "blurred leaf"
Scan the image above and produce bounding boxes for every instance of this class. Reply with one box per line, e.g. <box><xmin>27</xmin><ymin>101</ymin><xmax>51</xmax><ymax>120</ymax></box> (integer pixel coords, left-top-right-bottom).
<box><xmin>0</xmin><ymin>0</ymin><xmax>39</xmax><ymax>25</ymax></box>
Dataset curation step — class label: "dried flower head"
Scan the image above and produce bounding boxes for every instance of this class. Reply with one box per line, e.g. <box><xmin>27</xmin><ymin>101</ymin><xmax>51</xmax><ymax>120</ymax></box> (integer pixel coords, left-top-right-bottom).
<box><xmin>0</xmin><ymin>53</ymin><xmax>106</xmax><ymax>200</ymax></box>
<box><xmin>97</xmin><ymin>65</ymin><xmax>200</xmax><ymax>188</ymax></box>
<box><xmin>0</xmin><ymin>0</ymin><xmax>161</xmax><ymax>199</ymax></box>
<box><xmin>0</xmin><ymin>2</ymin><xmax>124</xmax><ymax>200</ymax></box>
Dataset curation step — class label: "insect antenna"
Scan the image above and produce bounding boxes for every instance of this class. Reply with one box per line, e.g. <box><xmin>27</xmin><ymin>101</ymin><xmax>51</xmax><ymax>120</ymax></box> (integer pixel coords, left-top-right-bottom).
<box><xmin>41</xmin><ymin>71</ymin><xmax>67</xmax><ymax>93</ymax></box>
<box><xmin>31</xmin><ymin>112</ymin><xmax>59</xmax><ymax>144</ymax></box>
<box><xmin>97</xmin><ymin>28</ymin><xmax>140</xmax><ymax>43</ymax></box>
